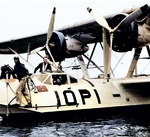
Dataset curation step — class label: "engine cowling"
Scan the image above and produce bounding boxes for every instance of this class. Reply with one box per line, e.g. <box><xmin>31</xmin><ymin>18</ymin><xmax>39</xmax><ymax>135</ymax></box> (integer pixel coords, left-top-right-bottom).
<box><xmin>65</xmin><ymin>36</ymin><xmax>89</xmax><ymax>58</ymax></box>
<box><xmin>108</xmin><ymin>14</ymin><xmax>138</xmax><ymax>52</ymax></box>
<box><xmin>46</xmin><ymin>31</ymin><xmax>66</xmax><ymax>62</ymax></box>
<box><xmin>46</xmin><ymin>31</ymin><xmax>89</xmax><ymax>62</ymax></box>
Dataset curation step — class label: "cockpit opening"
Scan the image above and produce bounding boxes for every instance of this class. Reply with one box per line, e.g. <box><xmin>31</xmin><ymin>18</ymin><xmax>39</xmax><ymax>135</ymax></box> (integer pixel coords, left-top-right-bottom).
<box><xmin>32</xmin><ymin>72</ymin><xmax>78</xmax><ymax>85</ymax></box>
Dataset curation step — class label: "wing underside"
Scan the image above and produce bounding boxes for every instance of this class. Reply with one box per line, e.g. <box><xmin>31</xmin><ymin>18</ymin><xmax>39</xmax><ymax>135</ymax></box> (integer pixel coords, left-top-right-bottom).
<box><xmin>122</xmin><ymin>76</ymin><xmax>150</xmax><ymax>84</ymax></box>
<box><xmin>0</xmin><ymin>34</ymin><xmax>47</xmax><ymax>54</ymax></box>
<box><xmin>0</xmin><ymin>14</ymin><xmax>115</xmax><ymax>54</ymax></box>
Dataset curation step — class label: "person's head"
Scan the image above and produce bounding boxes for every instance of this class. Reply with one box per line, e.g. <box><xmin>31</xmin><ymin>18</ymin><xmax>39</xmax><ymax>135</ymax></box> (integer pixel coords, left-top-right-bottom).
<box><xmin>14</xmin><ymin>57</ymin><xmax>20</xmax><ymax>64</ymax></box>
<box><xmin>43</xmin><ymin>57</ymin><xmax>48</xmax><ymax>63</ymax></box>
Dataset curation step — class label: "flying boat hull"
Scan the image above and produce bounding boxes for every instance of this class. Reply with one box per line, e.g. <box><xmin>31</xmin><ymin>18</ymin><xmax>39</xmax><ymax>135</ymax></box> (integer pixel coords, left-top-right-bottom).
<box><xmin>0</xmin><ymin>72</ymin><xmax>150</xmax><ymax>121</ymax></box>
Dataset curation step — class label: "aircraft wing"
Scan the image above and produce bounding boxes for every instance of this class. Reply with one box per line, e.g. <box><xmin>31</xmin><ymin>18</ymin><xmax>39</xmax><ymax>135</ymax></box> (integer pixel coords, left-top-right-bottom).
<box><xmin>0</xmin><ymin>33</ymin><xmax>47</xmax><ymax>54</ymax></box>
<box><xmin>0</xmin><ymin>13</ymin><xmax>116</xmax><ymax>54</ymax></box>
<box><xmin>122</xmin><ymin>76</ymin><xmax>150</xmax><ymax>85</ymax></box>
<box><xmin>58</xmin><ymin>14</ymin><xmax>116</xmax><ymax>44</ymax></box>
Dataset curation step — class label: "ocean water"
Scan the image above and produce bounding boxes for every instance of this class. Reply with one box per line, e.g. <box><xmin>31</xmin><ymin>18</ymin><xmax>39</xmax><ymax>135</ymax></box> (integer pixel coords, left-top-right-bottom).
<box><xmin>0</xmin><ymin>114</ymin><xmax>150</xmax><ymax>137</ymax></box>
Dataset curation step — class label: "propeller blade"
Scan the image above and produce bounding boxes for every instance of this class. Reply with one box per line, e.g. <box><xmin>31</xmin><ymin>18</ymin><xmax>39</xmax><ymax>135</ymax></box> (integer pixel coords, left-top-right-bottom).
<box><xmin>30</xmin><ymin>46</ymin><xmax>45</xmax><ymax>55</ymax></box>
<box><xmin>30</xmin><ymin>8</ymin><xmax>56</xmax><ymax>56</ymax></box>
<box><xmin>45</xmin><ymin>44</ymin><xmax>56</xmax><ymax>63</ymax></box>
<box><xmin>87</xmin><ymin>7</ymin><xmax>112</xmax><ymax>32</ymax></box>
<box><xmin>114</xmin><ymin>4</ymin><xmax>148</xmax><ymax>31</ymax></box>
<box><xmin>46</xmin><ymin>7</ymin><xmax>56</xmax><ymax>45</ymax></box>
<box><xmin>45</xmin><ymin>7</ymin><xmax>57</xmax><ymax>67</ymax></box>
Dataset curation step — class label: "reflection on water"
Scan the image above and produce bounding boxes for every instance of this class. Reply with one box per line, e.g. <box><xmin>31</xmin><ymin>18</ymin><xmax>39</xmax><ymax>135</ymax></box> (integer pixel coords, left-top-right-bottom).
<box><xmin>0</xmin><ymin>115</ymin><xmax>150</xmax><ymax>137</ymax></box>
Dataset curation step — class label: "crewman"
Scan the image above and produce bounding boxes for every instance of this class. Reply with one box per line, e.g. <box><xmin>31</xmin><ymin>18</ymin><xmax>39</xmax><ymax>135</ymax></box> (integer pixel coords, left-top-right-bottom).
<box><xmin>34</xmin><ymin>57</ymin><xmax>52</xmax><ymax>73</ymax></box>
<box><xmin>8</xmin><ymin>57</ymin><xmax>32</xmax><ymax>107</ymax></box>
<box><xmin>0</xmin><ymin>64</ymin><xmax>16</xmax><ymax>79</ymax></box>
<box><xmin>12</xmin><ymin>57</ymin><xmax>29</xmax><ymax>81</ymax></box>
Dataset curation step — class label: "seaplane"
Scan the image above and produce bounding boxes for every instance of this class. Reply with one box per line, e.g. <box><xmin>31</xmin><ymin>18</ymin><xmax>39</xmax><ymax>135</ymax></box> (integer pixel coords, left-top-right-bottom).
<box><xmin>0</xmin><ymin>4</ymin><xmax>150</xmax><ymax>122</ymax></box>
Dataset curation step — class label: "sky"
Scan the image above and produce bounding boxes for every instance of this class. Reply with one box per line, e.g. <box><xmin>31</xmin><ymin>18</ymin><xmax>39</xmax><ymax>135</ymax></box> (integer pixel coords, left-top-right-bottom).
<box><xmin>0</xmin><ymin>0</ymin><xmax>150</xmax><ymax>78</ymax></box>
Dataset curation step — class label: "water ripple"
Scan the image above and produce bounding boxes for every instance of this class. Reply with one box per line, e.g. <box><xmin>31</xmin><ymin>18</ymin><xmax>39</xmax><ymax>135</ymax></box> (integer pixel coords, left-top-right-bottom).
<box><xmin>0</xmin><ymin>115</ymin><xmax>150</xmax><ymax>137</ymax></box>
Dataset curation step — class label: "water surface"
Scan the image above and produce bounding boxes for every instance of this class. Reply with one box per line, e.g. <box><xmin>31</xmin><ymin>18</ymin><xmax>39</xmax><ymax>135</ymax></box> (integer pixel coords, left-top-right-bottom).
<box><xmin>0</xmin><ymin>115</ymin><xmax>150</xmax><ymax>137</ymax></box>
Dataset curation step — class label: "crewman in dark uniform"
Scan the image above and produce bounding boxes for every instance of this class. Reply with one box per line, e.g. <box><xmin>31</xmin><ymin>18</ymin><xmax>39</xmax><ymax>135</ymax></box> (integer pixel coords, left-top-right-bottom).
<box><xmin>8</xmin><ymin>57</ymin><xmax>31</xmax><ymax>107</ymax></box>
<box><xmin>34</xmin><ymin>57</ymin><xmax>52</xmax><ymax>73</ymax></box>
<box><xmin>13</xmin><ymin>57</ymin><xmax>29</xmax><ymax>81</ymax></box>
<box><xmin>0</xmin><ymin>64</ymin><xmax>16</xmax><ymax>79</ymax></box>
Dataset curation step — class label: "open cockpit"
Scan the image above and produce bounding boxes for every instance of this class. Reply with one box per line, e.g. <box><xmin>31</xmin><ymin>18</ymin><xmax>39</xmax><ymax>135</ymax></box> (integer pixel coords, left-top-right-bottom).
<box><xmin>31</xmin><ymin>71</ymin><xmax>78</xmax><ymax>86</ymax></box>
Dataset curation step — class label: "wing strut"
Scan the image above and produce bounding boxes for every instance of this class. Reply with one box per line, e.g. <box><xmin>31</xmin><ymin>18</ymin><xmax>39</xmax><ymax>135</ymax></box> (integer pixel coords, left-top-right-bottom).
<box><xmin>146</xmin><ymin>45</ymin><xmax>150</xmax><ymax>57</ymax></box>
<box><xmin>126</xmin><ymin>48</ymin><xmax>142</xmax><ymax>78</ymax></box>
<box><xmin>83</xmin><ymin>54</ymin><xmax>104</xmax><ymax>73</ymax></box>
<box><xmin>27</xmin><ymin>42</ymin><xmax>30</xmax><ymax>62</ymax></box>
<box><xmin>6</xmin><ymin>73</ymin><xmax>9</xmax><ymax>117</ymax></box>
<box><xmin>140</xmin><ymin>46</ymin><xmax>150</xmax><ymax>74</ymax></box>
<box><xmin>86</xmin><ymin>42</ymin><xmax>97</xmax><ymax>69</ymax></box>
<box><xmin>113</xmin><ymin>53</ymin><xmax>125</xmax><ymax>72</ymax></box>
<box><xmin>103</xmin><ymin>28</ymin><xmax>111</xmax><ymax>80</ymax></box>
<box><xmin>77</xmin><ymin>55</ymin><xmax>90</xmax><ymax>79</ymax></box>
<box><xmin>7</xmin><ymin>47</ymin><xmax>35</xmax><ymax>68</ymax></box>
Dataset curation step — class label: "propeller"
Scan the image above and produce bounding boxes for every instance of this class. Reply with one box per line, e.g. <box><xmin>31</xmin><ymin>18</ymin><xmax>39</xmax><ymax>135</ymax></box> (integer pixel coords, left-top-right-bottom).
<box><xmin>30</xmin><ymin>7</ymin><xmax>56</xmax><ymax>55</ymax></box>
<box><xmin>29</xmin><ymin>8</ymin><xmax>55</xmax><ymax>55</ymax></box>
<box><xmin>87</xmin><ymin>4</ymin><xmax>148</xmax><ymax>79</ymax></box>
<box><xmin>114</xmin><ymin>4</ymin><xmax>148</xmax><ymax>30</ymax></box>
<box><xmin>30</xmin><ymin>46</ymin><xmax>45</xmax><ymax>55</ymax></box>
<box><xmin>30</xmin><ymin>7</ymin><xmax>58</xmax><ymax>69</ymax></box>
<box><xmin>46</xmin><ymin>7</ymin><xmax>55</xmax><ymax>45</ymax></box>
<box><xmin>45</xmin><ymin>7</ymin><xmax>56</xmax><ymax>65</ymax></box>
<box><xmin>87</xmin><ymin>8</ymin><xmax>112</xmax><ymax>32</ymax></box>
<box><xmin>87</xmin><ymin>4</ymin><xmax>147</xmax><ymax>33</ymax></box>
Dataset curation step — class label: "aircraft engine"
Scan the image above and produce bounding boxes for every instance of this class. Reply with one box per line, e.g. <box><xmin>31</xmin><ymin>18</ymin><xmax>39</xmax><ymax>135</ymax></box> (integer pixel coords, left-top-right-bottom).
<box><xmin>108</xmin><ymin>13</ymin><xmax>138</xmax><ymax>52</ymax></box>
<box><xmin>46</xmin><ymin>32</ymin><xmax>89</xmax><ymax>62</ymax></box>
<box><xmin>65</xmin><ymin>36</ymin><xmax>89</xmax><ymax>58</ymax></box>
<box><xmin>46</xmin><ymin>31</ymin><xmax>67</xmax><ymax>62</ymax></box>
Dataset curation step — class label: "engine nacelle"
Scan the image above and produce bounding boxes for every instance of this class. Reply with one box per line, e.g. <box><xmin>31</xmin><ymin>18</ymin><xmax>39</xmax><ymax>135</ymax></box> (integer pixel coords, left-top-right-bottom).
<box><xmin>65</xmin><ymin>36</ymin><xmax>89</xmax><ymax>58</ymax></box>
<box><xmin>108</xmin><ymin>14</ymin><xmax>138</xmax><ymax>52</ymax></box>
<box><xmin>46</xmin><ymin>31</ymin><xmax>89</xmax><ymax>62</ymax></box>
<box><xmin>46</xmin><ymin>31</ymin><xmax>67</xmax><ymax>62</ymax></box>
